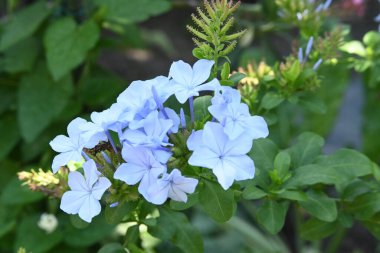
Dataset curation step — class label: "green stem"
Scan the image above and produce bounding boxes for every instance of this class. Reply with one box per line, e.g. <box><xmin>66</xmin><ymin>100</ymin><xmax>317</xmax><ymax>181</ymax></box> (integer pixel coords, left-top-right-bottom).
<box><xmin>294</xmin><ymin>205</ymin><xmax>303</xmax><ymax>253</ymax></box>
<box><xmin>325</xmin><ymin>227</ymin><xmax>346</xmax><ymax>253</ymax></box>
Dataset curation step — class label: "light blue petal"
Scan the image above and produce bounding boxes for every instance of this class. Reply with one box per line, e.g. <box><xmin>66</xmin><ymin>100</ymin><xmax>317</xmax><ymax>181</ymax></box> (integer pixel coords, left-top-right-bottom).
<box><xmin>202</xmin><ymin>122</ymin><xmax>227</xmax><ymax>154</ymax></box>
<box><xmin>83</xmin><ymin>159</ymin><xmax>99</xmax><ymax>188</ymax></box>
<box><xmin>67</xmin><ymin>117</ymin><xmax>87</xmax><ymax>138</ymax></box>
<box><xmin>114</xmin><ymin>163</ymin><xmax>146</xmax><ymax>185</ymax></box>
<box><xmin>78</xmin><ymin>195</ymin><xmax>101</xmax><ymax>223</ymax></box>
<box><xmin>146</xmin><ymin>180</ymin><xmax>170</xmax><ymax>204</ymax></box>
<box><xmin>191</xmin><ymin>59</ymin><xmax>214</xmax><ymax>85</ymax></box>
<box><xmin>224</xmin><ymin>132</ymin><xmax>253</xmax><ymax>156</ymax></box>
<box><xmin>169</xmin><ymin>60</ymin><xmax>193</xmax><ymax>86</ymax></box>
<box><xmin>52</xmin><ymin>151</ymin><xmax>83</xmax><ymax>173</ymax></box>
<box><xmin>68</xmin><ymin>171</ymin><xmax>87</xmax><ymax>191</ymax></box>
<box><xmin>122</xmin><ymin>129</ymin><xmax>147</xmax><ymax>146</ymax></box>
<box><xmin>213</xmin><ymin>160</ymin><xmax>236</xmax><ymax>190</ymax></box>
<box><xmin>60</xmin><ymin>191</ymin><xmax>88</xmax><ymax>214</ymax></box>
<box><xmin>91</xmin><ymin>177</ymin><xmax>111</xmax><ymax>200</ymax></box>
<box><xmin>152</xmin><ymin>148</ymin><xmax>172</xmax><ymax>164</ymax></box>
<box><xmin>174</xmin><ymin>87</ymin><xmax>198</xmax><ymax>104</ymax></box>
<box><xmin>186</xmin><ymin>130</ymin><xmax>203</xmax><ymax>151</ymax></box>
<box><xmin>224</xmin><ymin>118</ymin><xmax>245</xmax><ymax>140</ymax></box>
<box><xmin>188</xmin><ymin>147</ymin><xmax>220</xmax><ymax>169</ymax></box>
<box><xmin>168</xmin><ymin>185</ymin><xmax>188</xmax><ymax>202</ymax></box>
<box><xmin>224</xmin><ymin>155</ymin><xmax>255</xmax><ymax>181</ymax></box>
<box><xmin>163</xmin><ymin>108</ymin><xmax>180</xmax><ymax>133</ymax></box>
<box><xmin>195</xmin><ymin>78</ymin><xmax>220</xmax><ymax>92</ymax></box>
<box><xmin>244</xmin><ymin>116</ymin><xmax>269</xmax><ymax>139</ymax></box>
<box><xmin>50</xmin><ymin>135</ymin><xmax>73</xmax><ymax>153</ymax></box>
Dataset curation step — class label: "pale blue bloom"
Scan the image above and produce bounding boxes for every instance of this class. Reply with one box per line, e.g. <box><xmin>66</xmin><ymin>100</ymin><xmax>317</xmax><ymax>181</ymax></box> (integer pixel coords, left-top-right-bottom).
<box><xmin>147</xmin><ymin>169</ymin><xmax>198</xmax><ymax>204</ymax></box>
<box><xmin>60</xmin><ymin>159</ymin><xmax>111</xmax><ymax>223</ymax></box>
<box><xmin>209</xmin><ymin>89</ymin><xmax>268</xmax><ymax>140</ymax></box>
<box><xmin>188</xmin><ymin>122</ymin><xmax>255</xmax><ymax>190</ymax></box>
<box><xmin>114</xmin><ymin>146</ymin><xmax>166</xmax><ymax>200</ymax></box>
<box><xmin>305</xmin><ymin>37</ymin><xmax>314</xmax><ymax>56</ymax></box>
<box><xmin>212</xmin><ymin>86</ymin><xmax>241</xmax><ymax>106</ymax></box>
<box><xmin>50</xmin><ymin>117</ymin><xmax>89</xmax><ymax>173</ymax></box>
<box><xmin>116</xmin><ymin>76</ymin><xmax>173</xmax><ymax>122</ymax></box>
<box><xmin>169</xmin><ymin>59</ymin><xmax>220</xmax><ymax>104</ymax></box>
<box><xmin>313</xmin><ymin>58</ymin><xmax>323</xmax><ymax>70</ymax></box>
<box><xmin>122</xmin><ymin>110</ymin><xmax>173</xmax><ymax>148</ymax></box>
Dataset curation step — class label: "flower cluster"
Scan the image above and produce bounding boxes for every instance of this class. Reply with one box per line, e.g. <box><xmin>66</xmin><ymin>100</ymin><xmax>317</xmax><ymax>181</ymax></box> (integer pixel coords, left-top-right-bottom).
<box><xmin>50</xmin><ymin>59</ymin><xmax>268</xmax><ymax>222</ymax></box>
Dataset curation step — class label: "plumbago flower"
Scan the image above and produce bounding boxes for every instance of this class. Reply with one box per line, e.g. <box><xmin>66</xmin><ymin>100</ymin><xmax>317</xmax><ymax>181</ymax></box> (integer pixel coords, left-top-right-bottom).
<box><xmin>49</xmin><ymin>58</ymin><xmax>268</xmax><ymax>222</ymax></box>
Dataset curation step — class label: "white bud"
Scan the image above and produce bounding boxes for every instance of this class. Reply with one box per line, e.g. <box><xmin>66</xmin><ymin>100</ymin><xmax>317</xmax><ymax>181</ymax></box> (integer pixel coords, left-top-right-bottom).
<box><xmin>37</xmin><ymin>213</ymin><xmax>58</xmax><ymax>234</ymax></box>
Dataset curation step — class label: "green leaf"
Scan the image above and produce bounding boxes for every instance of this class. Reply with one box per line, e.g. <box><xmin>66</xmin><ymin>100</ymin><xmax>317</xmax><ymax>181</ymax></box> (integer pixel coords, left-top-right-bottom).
<box><xmin>242</xmin><ymin>184</ymin><xmax>267</xmax><ymax>200</ymax></box>
<box><xmin>363</xmin><ymin>31</ymin><xmax>380</xmax><ymax>47</ymax></box>
<box><xmin>276</xmin><ymin>190</ymin><xmax>307</xmax><ymax>201</ymax></box>
<box><xmin>300</xmin><ymin>218</ymin><xmax>337</xmax><ymax>241</ymax></box>
<box><xmin>150</xmin><ymin>208</ymin><xmax>203</xmax><ymax>253</ymax></box>
<box><xmin>0</xmin><ymin>115</ymin><xmax>20</xmax><ymax>160</ymax></box>
<box><xmin>170</xmin><ymin>193</ymin><xmax>198</xmax><ymax>211</ymax></box>
<box><xmin>346</xmin><ymin>192</ymin><xmax>380</xmax><ymax>220</ymax></box>
<box><xmin>2</xmin><ymin>37</ymin><xmax>39</xmax><ymax>73</ymax></box>
<box><xmin>94</xmin><ymin>0</ymin><xmax>171</xmax><ymax>25</ymax></box>
<box><xmin>44</xmin><ymin>17</ymin><xmax>100</xmax><ymax>80</ymax></box>
<box><xmin>261</xmin><ymin>92</ymin><xmax>284</xmax><ymax>110</ymax></box>
<box><xmin>341</xmin><ymin>180</ymin><xmax>374</xmax><ymax>201</ymax></box>
<box><xmin>199</xmin><ymin>180</ymin><xmax>235</xmax><ymax>223</ymax></box>
<box><xmin>288</xmin><ymin>132</ymin><xmax>324</xmax><ymax>168</ymax></box>
<box><xmin>340</xmin><ymin>41</ymin><xmax>366</xmax><ymax>57</ymax></box>
<box><xmin>193</xmin><ymin>96</ymin><xmax>212</xmax><ymax>121</ymax></box>
<box><xmin>98</xmin><ymin>243</ymin><xmax>126</xmax><ymax>253</ymax></box>
<box><xmin>18</xmin><ymin>63</ymin><xmax>73</xmax><ymax>142</ymax></box>
<box><xmin>221</xmin><ymin>62</ymin><xmax>231</xmax><ymax>80</ymax></box>
<box><xmin>284</xmin><ymin>164</ymin><xmax>342</xmax><ymax>188</ymax></box>
<box><xmin>228</xmin><ymin>72</ymin><xmax>246</xmax><ymax>84</ymax></box>
<box><xmin>256</xmin><ymin>200</ymin><xmax>288</xmax><ymax>234</ymax></box>
<box><xmin>0</xmin><ymin>1</ymin><xmax>50</xmax><ymax>51</ymax></box>
<box><xmin>15</xmin><ymin>214</ymin><xmax>63</xmax><ymax>253</ymax></box>
<box><xmin>125</xmin><ymin>224</ymin><xmax>140</xmax><ymax>245</ymax></box>
<box><xmin>283</xmin><ymin>60</ymin><xmax>301</xmax><ymax>82</ymax></box>
<box><xmin>299</xmin><ymin>96</ymin><xmax>327</xmax><ymax>114</ymax></box>
<box><xmin>362</xmin><ymin>214</ymin><xmax>380</xmax><ymax>240</ymax></box>
<box><xmin>0</xmin><ymin>177</ymin><xmax>44</xmax><ymax>205</ymax></box>
<box><xmin>274</xmin><ymin>151</ymin><xmax>291</xmax><ymax>179</ymax></box>
<box><xmin>63</xmin><ymin>215</ymin><xmax>115</xmax><ymax>247</ymax></box>
<box><xmin>299</xmin><ymin>190</ymin><xmax>337</xmax><ymax>222</ymax></box>
<box><xmin>105</xmin><ymin>201</ymin><xmax>137</xmax><ymax>224</ymax></box>
<box><xmin>315</xmin><ymin>149</ymin><xmax>374</xmax><ymax>184</ymax></box>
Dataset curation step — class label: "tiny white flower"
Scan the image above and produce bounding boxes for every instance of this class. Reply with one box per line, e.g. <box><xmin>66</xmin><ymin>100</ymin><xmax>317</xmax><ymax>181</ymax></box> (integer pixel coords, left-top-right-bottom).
<box><xmin>37</xmin><ymin>213</ymin><xmax>58</xmax><ymax>234</ymax></box>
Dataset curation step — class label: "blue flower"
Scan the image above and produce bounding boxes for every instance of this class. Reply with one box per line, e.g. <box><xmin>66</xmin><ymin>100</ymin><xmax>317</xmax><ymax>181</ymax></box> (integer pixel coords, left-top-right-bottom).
<box><xmin>60</xmin><ymin>159</ymin><xmax>111</xmax><ymax>223</ymax></box>
<box><xmin>116</xmin><ymin>76</ymin><xmax>173</xmax><ymax>122</ymax></box>
<box><xmin>122</xmin><ymin>110</ymin><xmax>173</xmax><ymax>148</ymax></box>
<box><xmin>209</xmin><ymin>101</ymin><xmax>268</xmax><ymax>140</ymax></box>
<box><xmin>114</xmin><ymin>146</ymin><xmax>166</xmax><ymax>200</ymax></box>
<box><xmin>50</xmin><ymin>117</ymin><xmax>89</xmax><ymax>173</ymax></box>
<box><xmin>187</xmin><ymin>122</ymin><xmax>255</xmax><ymax>190</ymax></box>
<box><xmin>169</xmin><ymin>59</ymin><xmax>220</xmax><ymax>103</ymax></box>
<box><xmin>147</xmin><ymin>169</ymin><xmax>198</xmax><ymax>204</ymax></box>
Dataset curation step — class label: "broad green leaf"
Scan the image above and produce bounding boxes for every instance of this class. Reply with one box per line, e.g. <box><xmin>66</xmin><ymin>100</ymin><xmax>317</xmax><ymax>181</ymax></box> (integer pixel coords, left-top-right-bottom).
<box><xmin>341</xmin><ymin>180</ymin><xmax>375</xmax><ymax>201</ymax></box>
<box><xmin>340</xmin><ymin>41</ymin><xmax>366</xmax><ymax>57</ymax></box>
<box><xmin>105</xmin><ymin>201</ymin><xmax>137</xmax><ymax>224</ymax></box>
<box><xmin>170</xmin><ymin>193</ymin><xmax>198</xmax><ymax>211</ymax></box>
<box><xmin>242</xmin><ymin>184</ymin><xmax>267</xmax><ymax>200</ymax></box>
<box><xmin>288</xmin><ymin>132</ymin><xmax>324</xmax><ymax>168</ymax></box>
<box><xmin>0</xmin><ymin>204</ymin><xmax>20</xmax><ymax>238</ymax></box>
<box><xmin>125</xmin><ymin>224</ymin><xmax>140</xmax><ymax>245</ymax></box>
<box><xmin>346</xmin><ymin>192</ymin><xmax>380</xmax><ymax>220</ymax></box>
<box><xmin>256</xmin><ymin>200</ymin><xmax>288</xmax><ymax>234</ymax></box>
<box><xmin>2</xmin><ymin>37</ymin><xmax>39</xmax><ymax>73</ymax></box>
<box><xmin>193</xmin><ymin>96</ymin><xmax>212</xmax><ymax>121</ymax></box>
<box><xmin>299</xmin><ymin>190</ymin><xmax>337</xmax><ymax>222</ymax></box>
<box><xmin>363</xmin><ymin>31</ymin><xmax>380</xmax><ymax>47</ymax></box>
<box><xmin>261</xmin><ymin>92</ymin><xmax>284</xmax><ymax>110</ymax></box>
<box><xmin>315</xmin><ymin>149</ymin><xmax>374</xmax><ymax>184</ymax></box>
<box><xmin>18</xmin><ymin>63</ymin><xmax>73</xmax><ymax>142</ymax></box>
<box><xmin>274</xmin><ymin>151</ymin><xmax>291</xmax><ymax>179</ymax></box>
<box><xmin>283</xmin><ymin>60</ymin><xmax>301</xmax><ymax>82</ymax></box>
<box><xmin>150</xmin><ymin>208</ymin><xmax>203</xmax><ymax>253</ymax></box>
<box><xmin>0</xmin><ymin>115</ymin><xmax>20</xmax><ymax>160</ymax></box>
<box><xmin>15</xmin><ymin>214</ymin><xmax>63</xmax><ymax>253</ymax></box>
<box><xmin>300</xmin><ymin>218</ymin><xmax>337</xmax><ymax>241</ymax></box>
<box><xmin>98</xmin><ymin>243</ymin><xmax>125</xmax><ymax>253</ymax></box>
<box><xmin>0</xmin><ymin>1</ymin><xmax>50</xmax><ymax>51</ymax></box>
<box><xmin>63</xmin><ymin>215</ymin><xmax>115</xmax><ymax>247</ymax></box>
<box><xmin>0</xmin><ymin>177</ymin><xmax>44</xmax><ymax>205</ymax></box>
<box><xmin>94</xmin><ymin>0</ymin><xmax>171</xmax><ymax>25</ymax></box>
<box><xmin>284</xmin><ymin>164</ymin><xmax>341</xmax><ymax>188</ymax></box>
<box><xmin>276</xmin><ymin>190</ymin><xmax>307</xmax><ymax>201</ymax></box>
<box><xmin>44</xmin><ymin>17</ymin><xmax>100</xmax><ymax>80</ymax></box>
<box><xmin>229</xmin><ymin>72</ymin><xmax>246</xmax><ymax>84</ymax></box>
<box><xmin>70</xmin><ymin>215</ymin><xmax>90</xmax><ymax>229</ymax></box>
<box><xmin>249</xmin><ymin>138</ymin><xmax>278</xmax><ymax>171</ymax></box>
<box><xmin>0</xmin><ymin>85</ymin><xmax>16</xmax><ymax>115</ymax></box>
<box><xmin>199</xmin><ymin>180</ymin><xmax>235</xmax><ymax>223</ymax></box>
